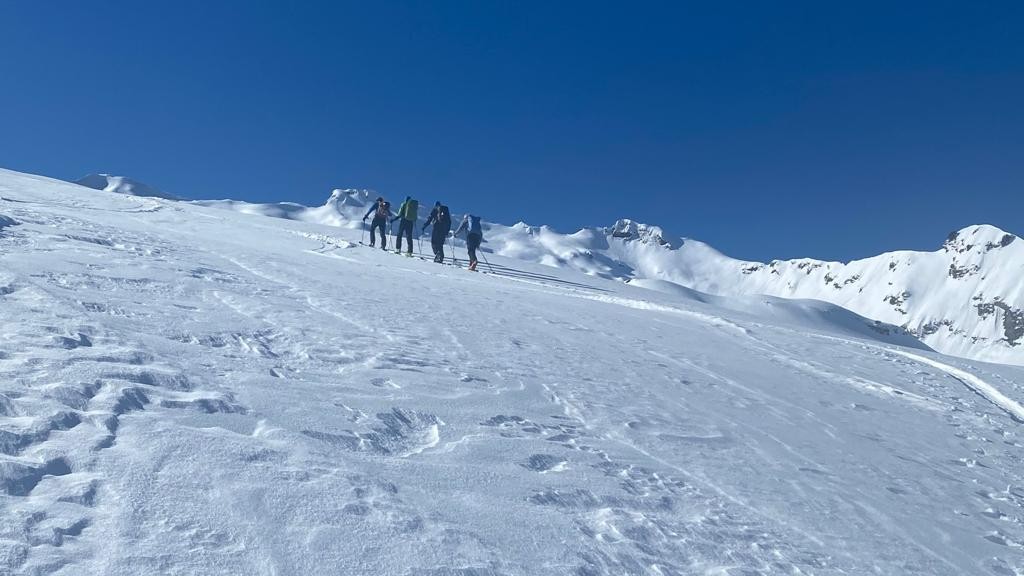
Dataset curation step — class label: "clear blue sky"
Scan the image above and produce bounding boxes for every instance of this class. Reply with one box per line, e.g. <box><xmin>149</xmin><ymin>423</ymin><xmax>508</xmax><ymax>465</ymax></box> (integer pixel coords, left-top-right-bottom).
<box><xmin>1</xmin><ymin>1</ymin><xmax>1021</xmax><ymax>262</ymax></box>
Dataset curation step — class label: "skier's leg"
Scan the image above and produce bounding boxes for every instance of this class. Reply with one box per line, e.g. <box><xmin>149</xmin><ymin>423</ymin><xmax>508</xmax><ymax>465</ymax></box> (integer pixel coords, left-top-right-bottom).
<box><xmin>467</xmin><ymin>234</ymin><xmax>480</xmax><ymax>265</ymax></box>
<box><xmin>436</xmin><ymin>238</ymin><xmax>445</xmax><ymax>262</ymax></box>
<box><xmin>403</xmin><ymin>221</ymin><xmax>413</xmax><ymax>253</ymax></box>
<box><xmin>374</xmin><ymin>219</ymin><xmax>386</xmax><ymax>249</ymax></box>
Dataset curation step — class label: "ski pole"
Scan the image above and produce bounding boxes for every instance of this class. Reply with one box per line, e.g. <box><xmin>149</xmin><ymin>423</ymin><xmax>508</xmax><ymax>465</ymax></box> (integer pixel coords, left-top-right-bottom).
<box><xmin>479</xmin><ymin>248</ymin><xmax>494</xmax><ymax>273</ymax></box>
<box><xmin>361</xmin><ymin>221</ymin><xmax>366</xmax><ymax>245</ymax></box>
<box><xmin>417</xmin><ymin>231</ymin><xmax>423</xmax><ymax>256</ymax></box>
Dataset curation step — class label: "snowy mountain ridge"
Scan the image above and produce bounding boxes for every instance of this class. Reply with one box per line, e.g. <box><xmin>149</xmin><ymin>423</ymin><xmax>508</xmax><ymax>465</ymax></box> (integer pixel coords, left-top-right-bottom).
<box><xmin>72</xmin><ymin>173</ymin><xmax>1023</xmax><ymax>366</ymax></box>
<box><xmin>3</xmin><ymin>166</ymin><xmax>1024</xmax><ymax>574</ymax></box>
<box><xmin>672</xmin><ymin>223</ymin><xmax>1024</xmax><ymax>366</ymax></box>
<box><xmin>75</xmin><ymin>174</ymin><xmax>183</xmax><ymax>201</ymax></box>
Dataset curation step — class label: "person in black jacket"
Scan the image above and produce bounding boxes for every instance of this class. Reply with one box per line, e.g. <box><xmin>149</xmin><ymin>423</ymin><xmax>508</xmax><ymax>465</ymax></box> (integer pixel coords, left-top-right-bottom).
<box><xmin>422</xmin><ymin>201</ymin><xmax>452</xmax><ymax>262</ymax></box>
<box><xmin>362</xmin><ymin>197</ymin><xmax>393</xmax><ymax>249</ymax></box>
<box><xmin>453</xmin><ymin>214</ymin><xmax>483</xmax><ymax>271</ymax></box>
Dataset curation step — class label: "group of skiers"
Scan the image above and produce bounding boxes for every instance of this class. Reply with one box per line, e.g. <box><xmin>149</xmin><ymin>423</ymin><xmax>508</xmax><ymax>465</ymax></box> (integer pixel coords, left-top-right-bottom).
<box><xmin>362</xmin><ymin>196</ymin><xmax>484</xmax><ymax>271</ymax></box>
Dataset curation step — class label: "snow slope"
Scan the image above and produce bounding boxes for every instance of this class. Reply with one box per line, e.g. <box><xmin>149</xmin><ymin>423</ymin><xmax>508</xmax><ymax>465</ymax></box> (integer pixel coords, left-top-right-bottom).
<box><xmin>5</xmin><ymin>167</ymin><xmax>1024</xmax><ymax>575</ymax></box>
<box><xmin>191</xmin><ymin>191</ymin><xmax>1024</xmax><ymax>367</ymax></box>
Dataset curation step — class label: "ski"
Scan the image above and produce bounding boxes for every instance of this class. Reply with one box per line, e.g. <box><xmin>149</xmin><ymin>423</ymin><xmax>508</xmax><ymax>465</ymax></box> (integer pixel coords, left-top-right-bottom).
<box><xmin>357</xmin><ymin>241</ymin><xmax>473</xmax><ymax>269</ymax></box>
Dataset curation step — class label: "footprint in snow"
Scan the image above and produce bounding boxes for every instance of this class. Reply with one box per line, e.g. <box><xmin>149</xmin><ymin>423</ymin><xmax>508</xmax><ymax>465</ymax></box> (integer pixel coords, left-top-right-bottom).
<box><xmin>521</xmin><ymin>454</ymin><xmax>568</xmax><ymax>473</ymax></box>
<box><xmin>303</xmin><ymin>407</ymin><xmax>442</xmax><ymax>457</ymax></box>
<box><xmin>371</xmin><ymin>377</ymin><xmax>401</xmax><ymax>389</ymax></box>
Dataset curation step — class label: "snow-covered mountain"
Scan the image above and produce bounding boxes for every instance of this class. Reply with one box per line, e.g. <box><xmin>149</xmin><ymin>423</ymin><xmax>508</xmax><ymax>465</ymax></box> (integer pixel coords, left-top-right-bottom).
<box><xmin>187</xmin><ymin>187</ymin><xmax>1024</xmax><ymax>367</ymax></box>
<box><xmin>3</xmin><ymin>166</ymin><xmax>1024</xmax><ymax>574</ymax></box>
<box><xmin>507</xmin><ymin>219</ymin><xmax>1023</xmax><ymax>367</ymax></box>
<box><xmin>502</xmin><ymin>220</ymin><xmax>1024</xmax><ymax>366</ymax></box>
<box><xmin>75</xmin><ymin>174</ymin><xmax>183</xmax><ymax>201</ymax></box>
<box><xmin>673</xmin><ymin>223</ymin><xmax>1023</xmax><ymax>365</ymax></box>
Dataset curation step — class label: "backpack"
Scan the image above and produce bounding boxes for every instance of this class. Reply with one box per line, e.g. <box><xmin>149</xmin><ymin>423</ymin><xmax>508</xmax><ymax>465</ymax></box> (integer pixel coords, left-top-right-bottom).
<box><xmin>375</xmin><ymin>202</ymin><xmax>390</xmax><ymax>219</ymax></box>
<box><xmin>402</xmin><ymin>199</ymin><xmax>419</xmax><ymax>221</ymax></box>
<box><xmin>438</xmin><ymin>205</ymin><xmax>451</xmax><ymax>229</ymax></box>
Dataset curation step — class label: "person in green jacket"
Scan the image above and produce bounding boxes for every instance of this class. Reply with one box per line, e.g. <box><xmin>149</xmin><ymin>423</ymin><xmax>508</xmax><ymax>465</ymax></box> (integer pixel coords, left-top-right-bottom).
<box><xmin>391</xmin><ymin>196</ymin><xmax>419</xmax><ymax>255</ymax></box>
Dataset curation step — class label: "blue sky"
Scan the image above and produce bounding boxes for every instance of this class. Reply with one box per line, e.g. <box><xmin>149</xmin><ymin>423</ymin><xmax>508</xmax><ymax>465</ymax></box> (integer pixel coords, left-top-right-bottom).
<box><xmin>1</xmin><ymin>1</ymin><xmax>1021</xmax><ymax>261</ymax></box>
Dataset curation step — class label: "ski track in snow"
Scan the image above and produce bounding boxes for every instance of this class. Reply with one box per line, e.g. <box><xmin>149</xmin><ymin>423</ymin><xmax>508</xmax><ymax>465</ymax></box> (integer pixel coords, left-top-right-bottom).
<box><xmin>1</xmin><ymin>169</ymin><xmax>1024</xmax><ymax>575</ymax></box>
<box><xmin>888</xmin><ymin>349</ymin><xmax>1024</xmax><ymax>423</ymax></box>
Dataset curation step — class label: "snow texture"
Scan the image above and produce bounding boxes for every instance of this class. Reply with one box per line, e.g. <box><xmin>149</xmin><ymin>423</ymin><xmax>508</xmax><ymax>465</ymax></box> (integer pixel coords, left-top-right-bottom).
<box><xmin>2</xmin><ymin>166</ymin><xmax>1024</xmax><ymax>575</ymax></box>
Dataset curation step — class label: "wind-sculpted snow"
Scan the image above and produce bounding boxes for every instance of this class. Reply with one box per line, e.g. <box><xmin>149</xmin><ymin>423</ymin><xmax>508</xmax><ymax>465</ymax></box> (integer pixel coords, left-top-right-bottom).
<box><xmin>3</xmin><ymin>166</ymin><xmax>1024</xmax><ymax>575</ymax></box>
<box><xmin>0</xmin><ymin>214</ymin><xmax>18</xmax><ymax>233</ymax></box>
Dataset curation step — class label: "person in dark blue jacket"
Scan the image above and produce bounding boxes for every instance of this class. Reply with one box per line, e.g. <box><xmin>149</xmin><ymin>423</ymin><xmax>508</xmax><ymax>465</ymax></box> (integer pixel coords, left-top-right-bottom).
<box><xmin>361</xmin><ymin>197</ymin><xmax>393</xmax><ymax>249</ymax></box>
<box><xmin>422</xmin><ymin>201</ymin><xmax>452</xmax><ymax>263</ymax></box>
<box><xmin>453</xmin><ymin>214</ymin><xmax>483</xmax><ymax>271</ymax></box>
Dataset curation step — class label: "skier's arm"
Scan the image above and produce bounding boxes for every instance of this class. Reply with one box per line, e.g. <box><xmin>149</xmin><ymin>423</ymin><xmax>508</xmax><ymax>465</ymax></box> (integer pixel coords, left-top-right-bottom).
<box><xmin>453</xmin><ymin>220</ymin><xmax>467</xmax><ymax>237</ymax></box>
<box><xmin>423</xmin><ymin>209</ymin><xmax>437</xmax><ymax>231</ymax></box>
<box><xmin>363</xmin><ymin>206</ymin><xmax>376</xmax><ymax>220</ymax></box>
<box><xmin>392</xmin><ymin>201</ymin><xmax>407</xmax><ymax>223</ymax></box>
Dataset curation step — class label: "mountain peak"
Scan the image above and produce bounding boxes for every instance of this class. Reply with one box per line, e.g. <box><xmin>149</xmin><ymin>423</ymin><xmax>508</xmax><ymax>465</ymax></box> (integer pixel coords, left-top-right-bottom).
<box><xmin>607</xmin><ymin>219</ymin><xmax>677</xmax><ymax>248</ymax></box>
<box><xmin>326</xmin><ymin>188</ymin><xmax>374</xmax><ymax>209</ymax></box>
<box><xmin>75</xmin><ymin>174</ymin><xmax>181</xmax><ymax>200</ymax></box>
<box><xmin>943</xmin><ymin>224</ymin><xmax>1016</xmax><ymax>254</ymax></box>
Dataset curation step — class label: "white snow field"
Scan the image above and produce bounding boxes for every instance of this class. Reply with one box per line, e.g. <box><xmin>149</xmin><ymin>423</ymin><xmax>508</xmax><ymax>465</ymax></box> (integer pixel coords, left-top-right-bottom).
<box><xmin>2</xmin><ymin>167</ymin><xmax>1024</xmax><ymax>575</ymax></box>
<box><xmin>193</xmin><ymin>189</ymin><xmax>1024</xmax><ymax>367</ymax></box>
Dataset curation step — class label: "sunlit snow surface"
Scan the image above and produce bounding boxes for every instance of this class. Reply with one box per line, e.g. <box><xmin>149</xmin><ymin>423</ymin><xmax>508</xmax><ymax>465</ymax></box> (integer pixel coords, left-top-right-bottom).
<box><xmin>2</xmin><ymin>168</ymin><xmax>1024</xmax><ymax>575</ymax></box>
<box><xmin>194</xmin><ymin>190</ymin><xmax>1024</xmax><ymax>367</ymax></box>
